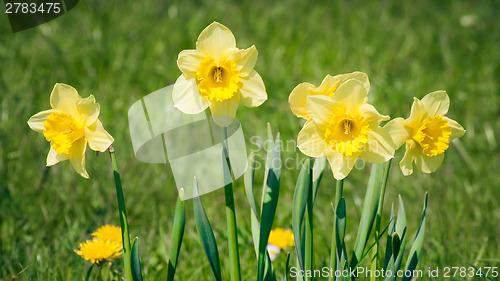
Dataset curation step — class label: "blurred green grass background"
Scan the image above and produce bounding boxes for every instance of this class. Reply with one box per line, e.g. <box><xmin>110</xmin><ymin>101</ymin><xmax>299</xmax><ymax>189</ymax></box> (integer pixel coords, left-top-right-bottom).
<box><xmin>1</xmin><ymin>0</ymin><xmax>499</xmax><ymax>280</ymax></box>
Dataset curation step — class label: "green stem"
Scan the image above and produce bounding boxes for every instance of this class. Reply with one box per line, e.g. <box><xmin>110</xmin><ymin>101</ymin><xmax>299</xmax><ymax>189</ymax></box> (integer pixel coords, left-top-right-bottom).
<box><xmin>221</xmin><ymin>126</ymin><xmax>241</xmax><ymax>281</ymax></box>
<box><xmin>305</xmin><ymin>163</ymin><xmax>314</xmax><ymax>281</ymax></box>
<box><xmin>109</xmin><ymin>146</ymin><xmax>133</xmax><ymax>281</ymax></box>
<box><xmin>370</xmin><ymin>159</ymin><xmax>392</xmax><ymax>281</ymax></box>
<box><xmin>329</xmin><ymin>179</ymin><xmax>344</xmax><ymax>281</ymax></box>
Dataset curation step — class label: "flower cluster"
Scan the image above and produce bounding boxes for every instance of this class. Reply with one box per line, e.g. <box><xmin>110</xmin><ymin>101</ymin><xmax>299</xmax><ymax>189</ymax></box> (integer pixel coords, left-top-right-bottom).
<box><xmin>289</xmin><ymin>72</ymin><xmax>395</xmax><ymax>180</ymax></box>
<box><xmin>289</xmin><ymin>72</ymin><xmax>465</xmax><ymax>178</ymax></box>
<box><xmin>74</xmin><ymin>225</ymin><xmax>123</xmax><ymax>264</ymax></box>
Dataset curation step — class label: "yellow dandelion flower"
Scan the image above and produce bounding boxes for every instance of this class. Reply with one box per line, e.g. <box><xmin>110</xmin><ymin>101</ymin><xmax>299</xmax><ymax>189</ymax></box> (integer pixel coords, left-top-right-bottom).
<box><xmin>173</xmin><ymin>22</ymin><xmax>267</xmax><ymax>126</ymax></box>
<box><xmin>92</xmin><ymin>225</ymin><xmax>122</xmax><ymax>245</ymax></box>
<box><xmin>27</xmin><ymin>83</ymin><xmax>114</xmax><ymax>178</ymax></box>
<box><xmin>384</xmin><ymin>91</ymin><xmax>465</xmax><ymax>175</ymax></box>
<box><xmin>294</xmin><ymin>78</ymin><xmax>395</xmax><ymax>180</ymax></box>
<box><xmin>289</xmin><ymin>72</ymin><xmax>369</xmax><ymax>120</ymax></box>
<box><xmin>74</xmin><ymin>239</ymin><xmax>122</xmax><ymax>264</ymax></box>
<box><xmin>268</xmin><ymin>227</ymin><xmax>294</xmax><ymax>250</ymax></box>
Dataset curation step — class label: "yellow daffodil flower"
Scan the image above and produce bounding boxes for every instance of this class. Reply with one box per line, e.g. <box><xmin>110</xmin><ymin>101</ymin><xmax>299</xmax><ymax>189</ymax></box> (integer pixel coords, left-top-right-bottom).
<box><xmin>75</xmin><ymin>239</ymin><xmax>122</xmax><ymax>264</ymax></box>
<box><xmin>289</xmin><ymin>72</ymin><xmax>369</xmax><ymax>120</ymax></box>
<box><xmin>295</xmin><ymin>79</ymin><xmax>395</xmax><ymax>180</ymax></box>
<box><xmin>27</xmin><ymin>83</ymin><xmax>114</xmax><ymax>178</ymax></box>
<box><xmin>173</xmin><ymin>21</ymin><xmax>267</xmax><ymax>126</ymax></box>
<box><xmin>384</xmin><ymin>91</ymin><xmax>465</xmax><ymax>175</ymax></box>
<box><xmin>92</xmin><ymin>225</ymin><xmax>122</xmax><ymax>245</ymax></box>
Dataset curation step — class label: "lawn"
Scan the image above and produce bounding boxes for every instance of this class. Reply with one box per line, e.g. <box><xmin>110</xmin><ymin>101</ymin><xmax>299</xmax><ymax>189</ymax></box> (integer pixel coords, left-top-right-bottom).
<box><xmin>1</xmin><ymin>0</ymin><xmax>499</xmax><ymax>280</ymax></box>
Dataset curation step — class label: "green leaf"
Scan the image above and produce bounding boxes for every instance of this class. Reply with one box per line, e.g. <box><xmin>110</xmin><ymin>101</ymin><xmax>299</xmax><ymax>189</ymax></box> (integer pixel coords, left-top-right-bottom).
<box><xmin>244</xmin><ymin>152</ymin><xmax>260</xmax><ymax>256</ymax></box>
<box><xmin>130</xmin><ymin>238</ymin><xmax>143</xmax><ymax>281</ymax></box>
<box><xmin>391</xmin><ymin>233</ymin><xmax>401</xmax><ymax>260</ymax></box>
<box><xmin>402</xmin><ymin>193</ymin><xmax>428</xmax><ymax>281</ymax></box>
<box><xmin>292</xmin><ymin>159</ymin><xmax>311</xmax><ymax>272</ymax></box>
<box><xmin>167</xmin><ymin>196</ymin><xmax>186</xmax><ymax>281</ymax></box>
<box><xmin>312</xmin><ymin>156</ymin><xmax>326</xmax><ymax>203</ymax></box>
<box><xmin>193</xmin><ymin>180</ymin><xmax>222</xmax><ymax>281</ymax></box>
<box><xmin>246</xmin><ymin>152</ymin><xmax>276</xmax><ymax>281</ymax></box>
<box><xmin>352</xmin><ymin>164</ymin><xmax>385</xmax><ymax>266</ymax></box>
<box><xmin>384</xmin><ymin>205</ymin><xmax>396</xmax><ymax>268</ymax></box>
<box><xmin>335</xmin><ymin>198</ymin><xmax>347</xmax><ymax>269</ymax></box>
<box><xmin>285</xmin><ymin>252</ymin><xmax>291</xmax><ymax>281</ymax></box>
<box><xmin>395</xmin><ymin>195</ymin><xmax>407</xmax><ymax>238</ymax></box>
<box><xmin>384</xmin><ymin>228</ymin><xmax>406</xmax><ymax>281</ymax></box>
<box><xmin>257</xmin><ymin>133</ymin><xmax>281</xmax><ymax>281</ymax></box>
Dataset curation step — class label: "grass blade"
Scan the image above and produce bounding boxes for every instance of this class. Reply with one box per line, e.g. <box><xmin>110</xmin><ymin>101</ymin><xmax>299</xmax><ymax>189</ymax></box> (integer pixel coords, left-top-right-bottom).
<box><xmin>193</xmin><ymin>179</ymin><xmax>222</xmax><ymax>281</ymax></box>
<box><xmin>166</xmin><ymin>195</ymin><xmax>186</xmax><ymax>281</ymax></box>
<box><xmin>130</xmin><ymin>237</ymin><xmax>143</xmax><ymax>281</ymax></box>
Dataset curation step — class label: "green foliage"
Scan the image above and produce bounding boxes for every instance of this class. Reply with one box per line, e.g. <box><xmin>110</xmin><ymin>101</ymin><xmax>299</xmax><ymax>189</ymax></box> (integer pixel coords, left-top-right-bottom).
<box><xmin>193</xmin><ymin>180</ymin><xmax>222</xmax><ymax>281</ymax></box>
<box><xmin>166</xmin><ymin>196</ymin><xmax>186</xmax><ymax>281</ymax></box>
<box><xmin>130</xmin><ymin>238</ymin><xmax>144</xmax><ymax>281</ymax></box>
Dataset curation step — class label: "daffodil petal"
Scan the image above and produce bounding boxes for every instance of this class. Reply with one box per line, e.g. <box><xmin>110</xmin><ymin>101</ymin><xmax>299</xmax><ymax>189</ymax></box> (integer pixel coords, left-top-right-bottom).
<box><xmin>77</xmin><ymin>95</ymin><xmax>100</xmax><ymax>127</ymax></box>
<box><xmin>239</xmin><ymin>70</ymin><xmax>267</xmax><ymax>107</ymax></box>
<box><xmin>27</xmin><ymin>109</ymin><xmax>57</xmax><ymax>132</ymax></box>
<box><xmin>331</xmin><ymin>79</ymin><xmax>368</xmax><ymax>113</ymax></box>
<box><xmin>68</xmin><ymin>138</ymin><xmax>89</xmax><ymax>178</ymax></box>
<box><xmin>307</xmin><ymin>95</ymin><xmax>340</xmax><ymax>127</ymax></box>
<box><xmin>421</xmin><ymin>91</ymin><xmax>449</xmax><ymax>116</ymax></box>
<box><xmin>227</xmin><ymin>45</ymin><xmax>257</xmax><ymax>77</ymax></box>
<box><xmin>46</xmin><ymin>146</ymin><xmax>68</xmax><ymax>166</ymax></box>
<box><xmin>326</xmin><ymin>151</ymin><xmax>360</xmax><ymax>180</ymax></box>
<box><xmin>178</xmin><ymin>49</ymin><xmax>207</xmax><ymax>79</ymax></box>
<box><xmin>196</xmin><ymin>22</ymin><xmax>236</xmax><ymax>62</ymax></box>
<box><xmin>289</xmin><ymin>82</ymin><xmax>315</xmax><ymax>119</ymax></box>
<box><xmin>360</xmin><ymin>126</ymin><xmax>395</xmax><ymax>164</ymax></box>
<box><xmin>314</xmin><ymin>75</ymin><xmax>339</xmax><ymax>95</ymax></box>
<box><xmin>209</xmin><ymin>94</ymin><xmax>240</xmax><ymax>127</ymax></box>
<box><xmin>384</xmin><ymin>117</ymin><xmax>410</xmax><ymax>148</ymax></box>
<box><xmin>444</xmin><ymin>117</ymin><xmax>466</xmax><ymax>140</ymax></box>
<box><xmin>403</xmin><ymin>97</ymin><xmax>427</xmax><ymax>128</ymax></box>
<box><xmin>297</xmin><ymin>120</ymin><xmax>327</xmax><ymax>158</ymax></box>
<box><xmin>50</xmin><ymin>83</ymin><xmax>82</xmax><ymax>118</ymax></box>
<box><xmin>414</xmin><ymin>149</ymin><xmax>445</xmax><ymax>173</ymax></box>
<box><xmin>333</xmin><ymin>71</ymin><xmax>370</xmax><ymax>93</ymax></box>
<box><xmin>399</xmin><ymin>140</ymin><xmax>417</xmax><ymax>176</ymax></box>
<box><xmin>358</xmin><ymin>103</ymin><xmax>390</xmax><ymax>128</ymax></box>
<box><xmin>172</xmin><ymin>75</ymin><xmax>209</xmax><ymax>114</ymax></box>
<box><xmin>85</xmin><ymin>120</ymin><xmax>114</xmax><ymax>152</ymax></box>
